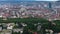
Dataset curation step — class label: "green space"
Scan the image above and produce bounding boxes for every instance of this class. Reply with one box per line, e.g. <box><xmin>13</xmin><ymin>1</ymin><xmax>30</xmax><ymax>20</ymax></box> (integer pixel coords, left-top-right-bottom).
<box><xmin>0</xmin><ymin>18</ymin><xmax>60</xmax><ymax>33</ymax></box>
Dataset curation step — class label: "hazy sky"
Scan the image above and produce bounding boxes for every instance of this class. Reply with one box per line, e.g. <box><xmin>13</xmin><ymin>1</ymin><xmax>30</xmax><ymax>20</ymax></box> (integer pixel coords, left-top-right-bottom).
<box><xmin>36</xmin><ymin>0</ymin><xmax>58</xmax><ymax>1</ymax></box>
<box><xmin>0</xmin><ymin>0</ymin><xmax>58</xmax><ymax>1</ymax></box>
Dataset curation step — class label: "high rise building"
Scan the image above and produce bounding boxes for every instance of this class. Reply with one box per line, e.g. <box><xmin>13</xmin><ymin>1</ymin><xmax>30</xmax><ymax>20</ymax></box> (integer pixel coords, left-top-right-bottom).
<box><xmin>49</xmin><ymin>2</ymin><xmax>52</xmax><ymax>8</ymax></box>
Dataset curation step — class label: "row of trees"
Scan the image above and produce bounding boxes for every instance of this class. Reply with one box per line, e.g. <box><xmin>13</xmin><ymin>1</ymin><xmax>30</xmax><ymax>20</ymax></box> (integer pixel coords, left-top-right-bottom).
<box><xmin>0</xmin><ymin>18</ymin><xmax>49</xmax><ymax>23</ymax></box>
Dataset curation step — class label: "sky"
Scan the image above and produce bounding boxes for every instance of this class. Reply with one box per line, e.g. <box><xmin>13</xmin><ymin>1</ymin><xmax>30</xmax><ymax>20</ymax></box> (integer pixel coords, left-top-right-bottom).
<box><xmin>0</xmin><ymin>0</ymin><xmax>58</xmax><ymax>1</ymax></box>
<box><xmin>36</xmin><ymin>0</ymin><xmax>58</xmax><ymax>1</ymax></box>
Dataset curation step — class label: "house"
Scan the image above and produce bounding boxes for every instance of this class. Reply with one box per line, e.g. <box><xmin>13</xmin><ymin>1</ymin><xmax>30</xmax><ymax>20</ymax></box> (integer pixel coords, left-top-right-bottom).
<box><xmin>1</xmin><ymin>30</ymin><xmax>12</xmax><ymax>34</ymax></box>
<box><xmin>13</xmin><ymin>28</ymin><xmax>23</xmax><ymax>34</ymax></box>
<box><xmin>7</xmin><ymin>23</ymin><xmax>14</xmax><ymax>30</ymax></box>
<box><xmin>0</xmin><ymin>25</ymin><xmax>3</xmax><ymax>31</ymax></box>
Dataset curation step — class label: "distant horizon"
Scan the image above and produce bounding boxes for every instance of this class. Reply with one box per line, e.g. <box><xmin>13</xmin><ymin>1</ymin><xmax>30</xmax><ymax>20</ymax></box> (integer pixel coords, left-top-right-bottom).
<box><xmin>0</xmin><ymin>0</ymin><xmax>59</xmax><ymax>1</ymax></box>
<box><xmin>0</xmin><ymin>0</ymin><xmax>59</xmax><ymax>4</ymax></box>
<box><xmin>0</xmin><ymin>1</ymin><xmax>59</xmax><ymax>4</ymax></box>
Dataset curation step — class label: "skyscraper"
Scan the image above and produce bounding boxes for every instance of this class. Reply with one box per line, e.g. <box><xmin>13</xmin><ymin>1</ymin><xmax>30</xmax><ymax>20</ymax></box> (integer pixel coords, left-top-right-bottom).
<box><xmin>49</xmin><ymin>2</ymin><xmax>52</xmax><ymax>8</ymax></box>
